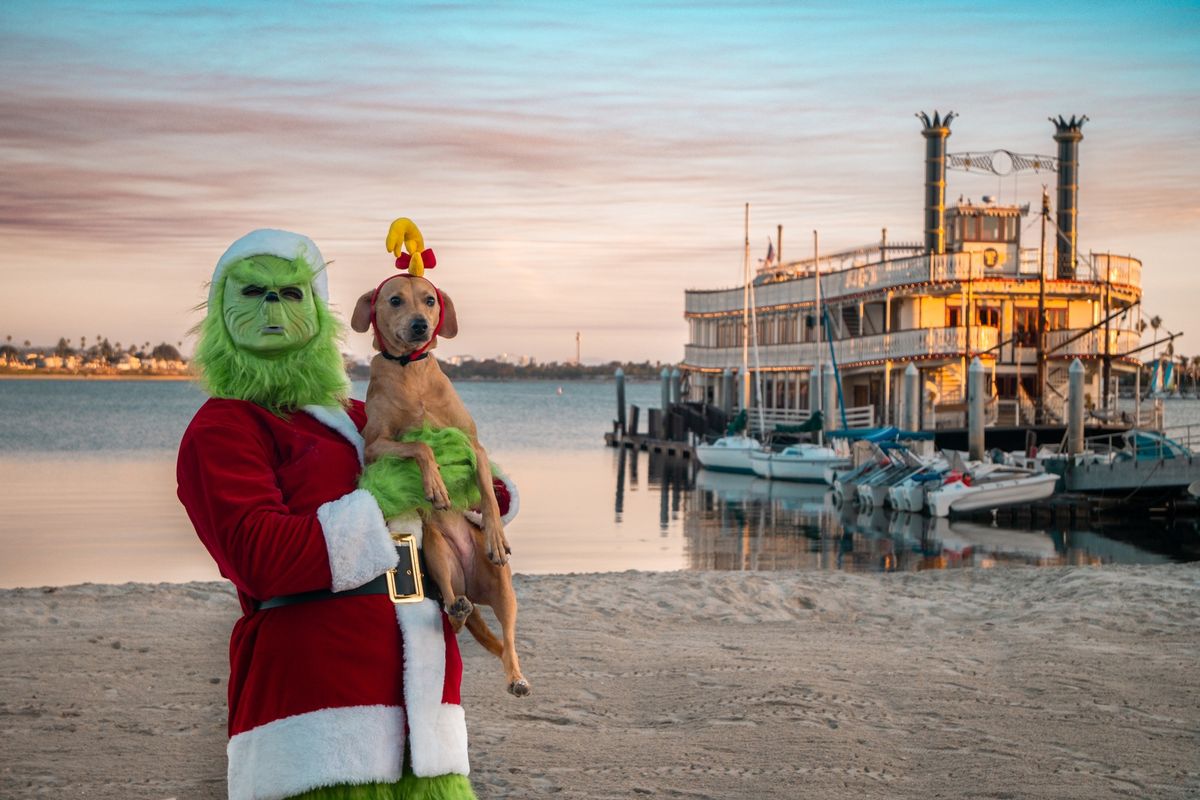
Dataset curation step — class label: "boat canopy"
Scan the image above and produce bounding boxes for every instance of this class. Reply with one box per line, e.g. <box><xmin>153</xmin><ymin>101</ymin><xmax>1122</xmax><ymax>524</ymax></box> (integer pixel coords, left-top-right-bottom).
<box><xmin>826</xmin><ymin>426</ymin><xmax>935</xmax><ymax>442</ymax></box>
<box><xmin>773</xmin><ymin>411</ymin><xmax>823</xmax><ymax>434</ymax></box>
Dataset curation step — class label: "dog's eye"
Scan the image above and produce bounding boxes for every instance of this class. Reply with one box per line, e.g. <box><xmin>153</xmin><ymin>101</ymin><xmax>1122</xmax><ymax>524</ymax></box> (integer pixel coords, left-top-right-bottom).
<box><xmin>388</xmin><ymin>296</ymin><xmax>402</xmax><ymax>307</ymax></box>
<box><xmin>425</xmin><ymin>296</ymin><xmax>436</xmax><ymax>307</ymax></box>
<box><xmin>281</xmin><ymin>287</ymin><xmax>304</xmax><ymax>301</ymax></box>
<box><xmin>241</xmin><ymin>286</ymin><xmax>265</xmax><ymax>297</ymax></box>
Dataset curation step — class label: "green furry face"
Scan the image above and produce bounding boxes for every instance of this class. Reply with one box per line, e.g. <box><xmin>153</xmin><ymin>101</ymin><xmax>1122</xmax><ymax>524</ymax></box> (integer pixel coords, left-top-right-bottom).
<box><xmin>222</xmin><ymin>255</ymin><xmax>320</xmax><ymax>355</ymax></box>
<box><xmin>193</xmin><ymin>251</ymin><xmax>349</xmax><ymax>414</ymax></box>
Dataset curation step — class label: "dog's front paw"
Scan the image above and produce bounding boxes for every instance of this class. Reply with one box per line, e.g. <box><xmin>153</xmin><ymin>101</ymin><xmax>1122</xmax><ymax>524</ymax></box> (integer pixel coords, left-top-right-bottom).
<box><xmin>484</xmin><ymin>526</ymin><xmax>510</xmax><ymax>565</ymax></box>
<box><xmin>485</xmin><ymin>543</ymin><xmax>509</xmax><ymax>566</ymax></box>
<box><xmin>425</xmin><ymin>476</ymin><xmax>452</xmax><ymax>510</ymax></box>
<box><xmin>508</xmin><ymin>678</ymin><xmax>531</xmax><ymax>697</ymax></box>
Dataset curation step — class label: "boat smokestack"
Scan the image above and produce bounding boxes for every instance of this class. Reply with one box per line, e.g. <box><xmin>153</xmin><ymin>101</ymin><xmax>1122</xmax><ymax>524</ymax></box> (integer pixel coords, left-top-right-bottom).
<box><xmin>1051</xmin><ymin>115</ymin><xmax>1087</xmax><ymax>278</ymax></box>
<box><xmin>918</xmin><ymin>111</ymin><xmax>955</xmax><ymax>255</ymax></box>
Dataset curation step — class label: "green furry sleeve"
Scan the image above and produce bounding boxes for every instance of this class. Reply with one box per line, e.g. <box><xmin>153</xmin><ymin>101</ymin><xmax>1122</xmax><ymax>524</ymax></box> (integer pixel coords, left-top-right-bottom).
<box><xmin>358</xmin><ymin>424</ymin><xmax>484</xmax><ymax>519</ymax></box>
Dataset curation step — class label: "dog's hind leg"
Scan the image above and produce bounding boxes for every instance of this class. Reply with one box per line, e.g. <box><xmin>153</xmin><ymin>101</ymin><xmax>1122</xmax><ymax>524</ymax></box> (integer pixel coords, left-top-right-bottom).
<box><xmin>490</xmin><ymin>568</ymin><xmax>530</xmax><ymax>697</ymax></box>
<box><xmin>421</xmin><ymin>521</ymin><xmax>472</xmax><ymax>630</ymax></box>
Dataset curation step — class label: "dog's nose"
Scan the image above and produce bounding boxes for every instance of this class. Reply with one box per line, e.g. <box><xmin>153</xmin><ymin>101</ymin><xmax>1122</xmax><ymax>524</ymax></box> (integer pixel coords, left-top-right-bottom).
<box><xmin>264</xmin><ymin>291</ymin><xmax>281</xmax><ymax>303</ymax></box>
<box><xmin>410</xmin><ymin>319</ymin><xmax>429</xmax><ymax>337</ymax></box>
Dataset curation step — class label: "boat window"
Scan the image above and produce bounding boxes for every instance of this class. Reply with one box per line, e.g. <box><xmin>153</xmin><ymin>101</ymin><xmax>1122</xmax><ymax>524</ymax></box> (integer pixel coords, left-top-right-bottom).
<box><xmin>976</xmin><ymin>306</ymin><xmax>1000</xmax><ymax>327</ymax></box>
<box><xmin>980</xmin><ymin>216</ymin><xmax>1002</xmax><ymax>241</ymax></box>
<box><xmin>947</xmin><ymin>306</ymin><xmax>962</xmax><ymax>327</ymax></box>
<box><xmin>1004</xmin><ymin>216</ymin><xmax>1019</xmax><ymax>242</ymax></box>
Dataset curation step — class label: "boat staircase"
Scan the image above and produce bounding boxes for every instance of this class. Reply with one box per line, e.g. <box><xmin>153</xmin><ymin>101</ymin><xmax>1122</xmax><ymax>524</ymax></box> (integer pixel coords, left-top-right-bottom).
<box><xmin>1016</xmin><ymin>384</ymin><xmax>1039</xmax><ymax>425</ymax></box>
<box><xmin>936</xmin><ymin>364</ymin><xmax>964</xmax><ymax>404</ymax></box>
<box><xmin>840</xmin><ymin>306</ymin><xmax>861</xmax><ymax>338</ymax></box>
<box><xmin>1044</xmin><ymin>366</ymin><xmax>1069</xmax><ymax>423</ymax></box>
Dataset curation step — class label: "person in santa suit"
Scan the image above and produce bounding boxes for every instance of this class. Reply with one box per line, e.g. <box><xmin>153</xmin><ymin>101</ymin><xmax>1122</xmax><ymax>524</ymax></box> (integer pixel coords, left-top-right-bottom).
<box><xmin>177</xmin><ymin>229</ymin><xmax>509</xmax><ymax>800</ymax></box>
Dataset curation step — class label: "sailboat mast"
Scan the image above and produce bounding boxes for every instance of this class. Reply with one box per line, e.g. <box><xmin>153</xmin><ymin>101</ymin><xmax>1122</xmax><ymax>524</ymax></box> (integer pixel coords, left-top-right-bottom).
<box><xmin>742</xmin><ymin>203</ymin><xmax>751</xmax><ymax>412</ymax></box>
<box><xmin>814</xmin><ymin>229</ymin><xmax>823</xmax><ymax>445</ymax></box>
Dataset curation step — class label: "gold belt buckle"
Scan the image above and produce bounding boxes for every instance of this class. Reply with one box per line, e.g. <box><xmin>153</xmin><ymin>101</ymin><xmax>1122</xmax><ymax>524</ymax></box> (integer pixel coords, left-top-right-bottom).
<box><xmin>386</xmin><ymin>533</ymin><xmax>425</xmax><ymax>604</ymax></box>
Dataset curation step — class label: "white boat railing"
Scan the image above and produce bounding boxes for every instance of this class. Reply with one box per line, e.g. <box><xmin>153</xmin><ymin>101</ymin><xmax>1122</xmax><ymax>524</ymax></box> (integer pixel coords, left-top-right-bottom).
<box><xmin>686</xmin><ymin>251</ymin><xmax>1142</xmax><ymax>316</ymax></box>
<box><xmin>683</xmin><ymin>327</ymin><xmax>998</xmax><ymax>371</ymax></box>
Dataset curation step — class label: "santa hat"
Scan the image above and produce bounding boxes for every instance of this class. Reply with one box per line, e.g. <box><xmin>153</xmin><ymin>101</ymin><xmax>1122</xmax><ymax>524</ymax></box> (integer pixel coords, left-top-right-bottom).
<box><xmin>210</xmin><ymin>229</ymin><xmax>329</xmax><ymax>306</ymax></box>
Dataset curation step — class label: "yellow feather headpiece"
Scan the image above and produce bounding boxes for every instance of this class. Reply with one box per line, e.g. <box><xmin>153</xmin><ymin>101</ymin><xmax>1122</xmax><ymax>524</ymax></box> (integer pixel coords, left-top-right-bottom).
<box><xmin>386</xmin><ymin>217</ymin><xmax>436</xmax><ymax>276</ymax></box>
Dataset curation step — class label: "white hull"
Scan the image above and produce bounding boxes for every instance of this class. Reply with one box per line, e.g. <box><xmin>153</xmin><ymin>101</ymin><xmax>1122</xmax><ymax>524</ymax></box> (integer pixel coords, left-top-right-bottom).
<box><xmin>888</xmin><ymin>482</ymin><xmax>927</xmax><ymax>512</ymax></box>
<box><xmin>695</xmin><ymin>436</ymin><xmax>761</xmax><ymax>474</ymax></box>
<box><xmin>927</xmin><ymin>472</ymin><xmax>1059</xmax><ymax>517</ymax></box>
<box><xmin>750</xmin><ymin>447</ymin><xmax>851</xmax><ymax>483</ymax></box>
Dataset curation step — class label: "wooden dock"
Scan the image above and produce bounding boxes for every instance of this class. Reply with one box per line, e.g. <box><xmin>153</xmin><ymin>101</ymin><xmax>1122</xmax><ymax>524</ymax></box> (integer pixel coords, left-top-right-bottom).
<box><xmin>604</xmin><ymin>432</ymin><xmax>693</xmax><ymax>460</ymax></box>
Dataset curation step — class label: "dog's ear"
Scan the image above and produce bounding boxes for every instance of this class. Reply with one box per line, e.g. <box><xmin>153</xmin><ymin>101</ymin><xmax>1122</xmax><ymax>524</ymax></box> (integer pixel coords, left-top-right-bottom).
<box><xmin>439</xmin><ymin>291</ymin><xmax>459</xmax><ymax>339</ymax></box>
<box><xmin>350</xmin><ymin>290</ymin><xmax>374</xmax><ymax>333</ymax></box>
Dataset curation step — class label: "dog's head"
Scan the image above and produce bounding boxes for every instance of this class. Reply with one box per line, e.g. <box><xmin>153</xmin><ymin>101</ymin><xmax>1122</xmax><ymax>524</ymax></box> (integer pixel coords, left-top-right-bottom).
<box><xmin>351</xmin><ymin>274</ymin><xmax>458</xmax><ymax>355</ymax></box>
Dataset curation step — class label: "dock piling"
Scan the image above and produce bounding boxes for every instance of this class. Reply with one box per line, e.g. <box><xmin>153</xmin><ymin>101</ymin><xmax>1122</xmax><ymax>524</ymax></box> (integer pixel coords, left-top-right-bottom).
<box><xmin>660</xmin><ymin>367</ymin><xmax>670</xmax><ymax>411</ymax></box>
<box><xmin>903</xmin><ymin>363</ymin><xmax>920</xmax><ymax>431</ymax></box>
<box><xmin>615</xmin><ymin>368</ymin><xmax>626</xmax><ymax>435</ymax></box>
<box><xmin>823</xmin><ymin>363</ymin><xmax>838</xmax><ymax>432</ymax></box>
<box><xmin>969</xmin><ymin>356</ymin><xmax>985</xmax><ymax>460</ymax></box>
<box><xmin>1068</xmin><ymin>358</ymin><xmax>1085</xmax><ymax>456</ymax></box>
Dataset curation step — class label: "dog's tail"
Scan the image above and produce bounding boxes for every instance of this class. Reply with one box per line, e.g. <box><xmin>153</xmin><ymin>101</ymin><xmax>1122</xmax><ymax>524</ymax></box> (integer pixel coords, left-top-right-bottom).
<box><xmin>464</xmin><ymin>612</ymin><xmax>504</xmax><ymax>658</ymax></box>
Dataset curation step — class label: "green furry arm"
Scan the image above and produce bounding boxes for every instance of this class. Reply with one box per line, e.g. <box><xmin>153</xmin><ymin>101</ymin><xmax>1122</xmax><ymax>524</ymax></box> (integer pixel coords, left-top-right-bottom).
<box><xmin>358</xmin><ymin>424</ymin><xmax>484</xmax><ymax>519</ymax></box>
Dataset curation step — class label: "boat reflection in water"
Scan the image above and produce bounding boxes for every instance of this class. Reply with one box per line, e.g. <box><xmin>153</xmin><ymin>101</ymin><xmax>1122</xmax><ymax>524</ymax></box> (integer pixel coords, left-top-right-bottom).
<box><xmin>622</xmin><ymin>451</ymin><xmax>1187</xmax><ymax>572</ymax></box>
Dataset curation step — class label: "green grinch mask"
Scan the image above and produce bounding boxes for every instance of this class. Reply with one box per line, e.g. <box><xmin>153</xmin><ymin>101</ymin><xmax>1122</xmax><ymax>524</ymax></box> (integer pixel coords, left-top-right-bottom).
<box><xmin>193</xmin><ymin>249</ymin><xmax>349</xmax><ymax>415</ymax></box>
<box><xmin>222</xmin><ymin>255</ymin><xmax>320</xmax><ymax>355</ymax></box>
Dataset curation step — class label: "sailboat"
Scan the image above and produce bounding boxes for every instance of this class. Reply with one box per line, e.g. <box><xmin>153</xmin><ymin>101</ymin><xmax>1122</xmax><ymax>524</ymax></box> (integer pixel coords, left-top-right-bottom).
<box><xmin>695</xmin><ymin>206</ymin><xmax>767</xmax><ymax>475</ymax></box>
<box><xmin>747</xmin><ymin>230</ymin><xmax>849</xmax><ymax>483</ymax></box>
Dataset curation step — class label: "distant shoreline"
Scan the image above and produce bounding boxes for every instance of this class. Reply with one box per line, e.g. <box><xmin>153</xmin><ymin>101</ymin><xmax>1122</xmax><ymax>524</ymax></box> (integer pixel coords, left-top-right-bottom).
<box><xmin>0</xmin><ymin>372</ymin><xmax>648</xmax><ymax>383</ymax></box>
<box><xmin>0</xmin><ymin>372</ymin><xmax>193</xmax><ymax>382</ymax></box>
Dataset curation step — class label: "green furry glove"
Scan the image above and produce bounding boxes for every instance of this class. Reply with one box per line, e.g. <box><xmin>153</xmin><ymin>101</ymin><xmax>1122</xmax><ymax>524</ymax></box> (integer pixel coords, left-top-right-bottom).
<box><xmin>358</xmin><ymin>424</ymin><xmax>483</xmax><ymax>519</ymax></box>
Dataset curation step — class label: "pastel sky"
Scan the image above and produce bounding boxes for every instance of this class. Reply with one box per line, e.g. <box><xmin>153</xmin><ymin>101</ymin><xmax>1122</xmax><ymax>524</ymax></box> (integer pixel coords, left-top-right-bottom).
<box><xmin>2</xmin><ymin>0</ymin><xmax>1197</xmax><ymax>364</ymax></box>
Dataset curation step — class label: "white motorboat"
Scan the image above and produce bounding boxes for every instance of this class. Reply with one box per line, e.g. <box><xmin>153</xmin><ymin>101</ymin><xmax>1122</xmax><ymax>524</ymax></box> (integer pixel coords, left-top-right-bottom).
<box><xmin>694</xmin><ymin>435</ymin><xmax>763</xmax><ymax>474</ymax></box>
<box><xmin>887</xmin><ymin>457</ymin><xmax>949</xmax><ymax>512</ymax></box>
<box><xmin>750</xmin><ymin>444</ymin><xmax>850</xmax><ymax>483</ymax></box>
<box><xmin>856</xmin><ymin>461</ymin><xmax>922</xmax><ymax>509</ymax></box>
<box><xmin>926</xmin><ymin>468</ymin><xmax>1059</xmax><ymax>518</ymax></box>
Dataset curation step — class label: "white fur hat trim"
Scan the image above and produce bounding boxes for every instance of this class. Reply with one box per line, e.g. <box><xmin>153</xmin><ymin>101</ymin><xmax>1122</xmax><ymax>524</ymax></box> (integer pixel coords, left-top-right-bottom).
<box><xmin>209</xmin><ymin>229</ymin><xmax>328</xmax><ymax>305</ymax></box>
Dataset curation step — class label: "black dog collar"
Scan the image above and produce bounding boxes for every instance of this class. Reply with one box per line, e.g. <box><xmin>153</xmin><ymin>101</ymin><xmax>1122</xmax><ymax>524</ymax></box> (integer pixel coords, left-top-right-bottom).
<box><xmin>380</xmin><ymin>350</ymin><xmax>430</xmax><ymax>366</ymax></box>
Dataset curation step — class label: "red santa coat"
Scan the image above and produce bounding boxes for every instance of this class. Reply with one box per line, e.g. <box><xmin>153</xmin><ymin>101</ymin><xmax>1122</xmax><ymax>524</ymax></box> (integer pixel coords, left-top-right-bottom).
<box><xmin>177</xmin><ymin>398</ymin><xmax>469</xmax><ymax>800</ymax></box>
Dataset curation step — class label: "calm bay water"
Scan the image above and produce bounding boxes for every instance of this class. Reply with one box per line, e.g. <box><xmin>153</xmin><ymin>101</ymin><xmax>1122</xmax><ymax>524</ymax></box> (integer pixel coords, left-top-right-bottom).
<box><xmin>0</xmin><ymin>378</ymin><xmax>1196</xmax><ymax>587</ymax></box>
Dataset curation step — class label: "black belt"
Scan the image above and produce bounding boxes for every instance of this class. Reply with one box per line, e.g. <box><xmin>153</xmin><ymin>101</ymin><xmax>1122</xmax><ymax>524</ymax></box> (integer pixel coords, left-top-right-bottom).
<box><xmin>258</xmin><ymin>536</ymin><xmax>439</xmax><ymax>611</ymax></box>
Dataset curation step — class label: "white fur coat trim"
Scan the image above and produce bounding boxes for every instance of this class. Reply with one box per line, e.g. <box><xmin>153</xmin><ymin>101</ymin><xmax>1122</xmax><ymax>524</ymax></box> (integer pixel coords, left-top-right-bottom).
<box><xmin>317</xmin><ymin>489</ymin><xmax>395</xmax><ymax>592</ymax></box>
<box><xmin>387</xmin><ymin>513</ymin><xmax>424</xmax><ymax>548</ymax></box>
<box><xmin>396</xmin><ymin>599</ymin><xmax>471</xmax><ymax>777</ymax></box>
<box><xmin>303</xmin><ymin>405</ymin><xmax>365</xmax><ymax>465</ymax></box>
<box><xmin>226</xmin><ymin>704</ymin><xmax>406</xmax><ymax>800</ymax></box>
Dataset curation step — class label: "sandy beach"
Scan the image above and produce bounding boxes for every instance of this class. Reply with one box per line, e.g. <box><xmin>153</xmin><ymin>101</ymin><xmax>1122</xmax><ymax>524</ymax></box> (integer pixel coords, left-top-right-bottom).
<box><xmin>2</xmin><ymin>566</ymin><xmax>1197</xmax><ymax>799</ymax></box>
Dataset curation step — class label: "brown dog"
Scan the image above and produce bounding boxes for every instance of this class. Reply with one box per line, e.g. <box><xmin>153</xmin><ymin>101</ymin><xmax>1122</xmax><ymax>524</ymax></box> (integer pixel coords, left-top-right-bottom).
<box><xmin>352</xmin><ymin>274</ymin><xmax>529</xmax><ymax>697</ymax></box>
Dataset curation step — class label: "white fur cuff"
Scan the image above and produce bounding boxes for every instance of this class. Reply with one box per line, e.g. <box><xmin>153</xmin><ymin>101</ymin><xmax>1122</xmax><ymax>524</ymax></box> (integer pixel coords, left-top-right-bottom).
<box><xmin>318</xmin><ymin>489</ymin><xmax>396</xmax><ymax>592</ymax></box>
<box><xmin>227</xmin><ymin>705</ymin><xmax>406</xmax><ymax>800</ymax></box>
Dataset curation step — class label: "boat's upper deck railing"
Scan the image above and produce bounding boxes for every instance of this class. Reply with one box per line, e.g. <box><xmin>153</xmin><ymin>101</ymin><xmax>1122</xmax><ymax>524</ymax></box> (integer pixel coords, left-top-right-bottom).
<box><xmin>687</xmin><ymin>250</ymin><xmax>1142</xmax><ymax>315</ymax></box>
